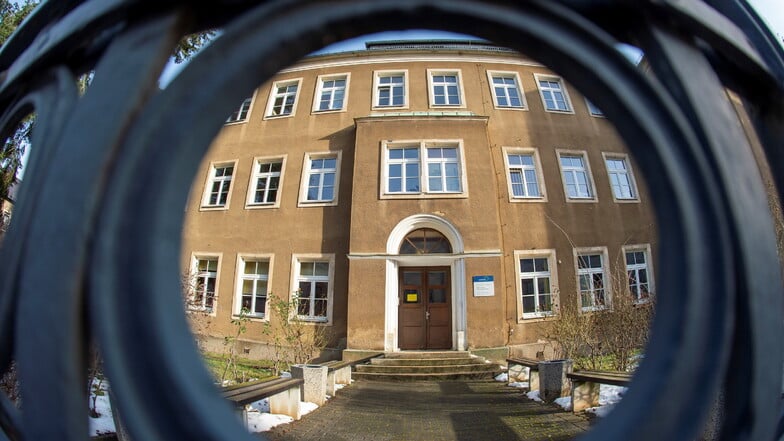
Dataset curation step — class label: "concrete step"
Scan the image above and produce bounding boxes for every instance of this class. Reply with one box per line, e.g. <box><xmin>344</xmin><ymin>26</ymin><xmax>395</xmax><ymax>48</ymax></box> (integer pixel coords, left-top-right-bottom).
<box><xmin>370</xmin><ymin>357</ymin><xmax>486</xmax><ymax>367</ymax></box>
<box><xmin>353</xmin><ymin>352</ymin><xmax>502</xmax><ymax>381</ymax></box>
<box><xmin>356</xmin><ymin>363</ymin><xmax>498</xmax><ymax>374</ymax></box>
<box><xmin>352</xmin><ymin>370</ymin><xmax>500</xmax><ymax>382</ymax></box>
<box><xmin>382</xmin><ymin>351</ymin><xmax>472</xmax><ymax>360</ymax></box>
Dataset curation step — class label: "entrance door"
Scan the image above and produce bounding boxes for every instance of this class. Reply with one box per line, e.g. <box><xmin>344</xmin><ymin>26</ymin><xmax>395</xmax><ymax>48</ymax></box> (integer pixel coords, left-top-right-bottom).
<box><xmin>398</xmin><ymin>267</ymin><xmax>452</xmax><ymax>350</ymax></box>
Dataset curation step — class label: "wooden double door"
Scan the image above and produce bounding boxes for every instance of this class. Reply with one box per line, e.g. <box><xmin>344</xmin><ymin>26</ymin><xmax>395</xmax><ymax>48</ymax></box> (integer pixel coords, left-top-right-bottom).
<box><xmin>398</xmin><ymin>267</ymin><xmax>452</xmax><ymax>350</ymax></box>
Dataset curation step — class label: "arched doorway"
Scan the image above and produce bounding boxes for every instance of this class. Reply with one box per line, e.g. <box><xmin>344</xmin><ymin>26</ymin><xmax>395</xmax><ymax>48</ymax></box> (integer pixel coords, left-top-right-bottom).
<box><xmin>385</xmin><ymin>215</ymin><xmax>467</xmax><ymax>352</ymax></box>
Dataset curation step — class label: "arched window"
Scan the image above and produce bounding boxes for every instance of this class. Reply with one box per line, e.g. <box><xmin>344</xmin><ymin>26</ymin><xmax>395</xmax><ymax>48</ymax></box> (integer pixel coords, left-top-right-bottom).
<box><xmin>399</xmin><ymin>228</ymin><xmax>452</xmax><ymax>254</ymax></box>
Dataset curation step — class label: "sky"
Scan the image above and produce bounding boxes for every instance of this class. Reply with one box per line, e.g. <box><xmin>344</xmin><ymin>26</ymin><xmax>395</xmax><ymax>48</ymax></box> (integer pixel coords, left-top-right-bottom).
<box><xmin>749</xmin><ymin>0</ymin><xmax>784</xmax><ymax>40</ymax></box>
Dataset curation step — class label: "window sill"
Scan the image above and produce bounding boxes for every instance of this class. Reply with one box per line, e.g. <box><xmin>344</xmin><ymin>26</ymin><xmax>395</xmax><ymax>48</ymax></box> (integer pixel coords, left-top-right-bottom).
<box><xmin>199</xmin><ymin>205</ymin><xmax>230</xmax><ymax>212</ymax></box>
<box><xmin>543</xmin><ymin>108</ymin><xmax>575</xmax><ymax>114</ymax></box>
<box><xmin>380</xmin><ymin>193</ymin><xmax>468</xmax><ymax>200</ymax></box>
<box><xmin>564</xmin><ymin>197</ymin><xmax>598</xmax><ymax>204</ymax></box>
<box><xmin>297</xmin><ymin>200</ymin><xmax>338</xmax><ymax>208</ymax></box>
<box><xmin>494</xmin><ymin>106</ymin><xmax>528</xmax><ymax>111</ymax></box>
<box><xmin>509</xmin><ymin>196</ymin><xmax>547</xmax><ymax>203</ymax></box>
<box><xmin>295</xmin><ymin>317</ymin><xmax>330</xmax><ymax>325</ymax></box>
<box><xmin>517</xmin><ymin>313</ymin><xmax>556</xmax><ymax>324</ymax></box>
<box><xmin>263</xmin><ymin>113</ymin><xmax>295</xmax><ymax>120</ymax></box>
<box><xmin>234</xmin><ymin>314</ymin><xmax>268</xmax><ymax>322</ymax></box>
<box><xmin>612</xmin><ymin>198</ymin><xmax>641</xmax><ymax>204</ymax></box>
<box><xmin>245</xmin><ymin>202</ymin><xmax>280</xmax><ymax>210</ymax></box>
<box><xmin>312</xmin><ymin>108</ymin><xmax>346</xmax><ymax>115</ymax></box>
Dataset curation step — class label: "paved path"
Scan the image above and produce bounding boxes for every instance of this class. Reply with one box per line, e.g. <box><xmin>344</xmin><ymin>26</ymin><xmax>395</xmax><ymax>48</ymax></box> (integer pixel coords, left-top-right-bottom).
<box><xmin>262</xmin><ymin>380</ymin><xmax>592</xmax><ymax>441</ymax></box>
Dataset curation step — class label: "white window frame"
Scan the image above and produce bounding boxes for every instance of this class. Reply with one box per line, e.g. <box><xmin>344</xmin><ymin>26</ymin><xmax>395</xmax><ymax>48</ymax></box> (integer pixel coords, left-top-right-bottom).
<box><xmin>290</xmin><ymin>254</ymin><xmax>335</xmax><ymax>324</ymax></box>
<box><xmin>556</xmin><ymin>150</ymin><xmax>597</xmax><ymax>202</ymax></box>
<box><xmin>298</xmin><ymin>151</ymin><xmax>342</xmax><ymax>207</ymax></box>
<box><xmin>264</xmin><ymin>78</ymin><xmax>302</xmax><ymax>119</ymax></box>
<box><xmin>200</xmin><ymin>160</ymin><xmax>237</xmax><ymax>210</ymax></box>
<box><xmin>246</xmin><ymin>155</ymin><xmax>287</xmax><ymax>209</ymax></box>
<box><xmin>312</xmin><ymin>73</ymin><xmax>350</xmax><ymax>113</ymax></box>
<box><xmin>502</xmin><ymin>147</ymin><xmax>546</xmax><ymax>202</ymax></box>
<box><xmin>226</xmin><ymin>94</ymin><xmax>255</xmax><ymax>124</ymax></box>
<box><xmin>427</xmin><ymin>69</ymin><xmax>466</xmax><ymax>108</ymax></box>
<box><xmin>188</xmin><ymin>253</ymin><xmax>222</xmax><ymax>316</ymax></box>
<box><xmin>486</xmin><ymin>71</ymin><xmax>526</xmax><ymax>110</ymax></box>
<box><xmin>373</xmin><ymin>70</ymin><xmax>408</xmax><ymax>109</ymax></box>
<box><xmin>534</xmin><ymin>74</ymin><xmax>574</xmax><ymax>114</ymax></box>
<box><xmin>602</xmin><ymin>152</ymin><xmax>639</xmax><ymax>203</ymax></box>
<box><xmin>380</xmin><ymin>140</ymin><xmax>469</xmax><ymax>199</ymax></box>
<box><xmin>234</xmin><ymin>254</ymin><xmax>273</xmax><ymax>320</ymax></box>
<box><xmin>574</xmin><ymin>247</ymin><xmax>610</xmax><ymax>312</ymax></box>
<box><xmin>622</xmin><ymin>244</ymin><xmax>654</xmax><ymax>304</ymax></box>
<box><xmin>514</xmin><ymin>250</ymin><xmax>559</xmax><ymax>321</ymax></box>
<box><xmin>585</xmin><ymin>98</ymin><xmax>604</xmax><ymax>117</ymax></box>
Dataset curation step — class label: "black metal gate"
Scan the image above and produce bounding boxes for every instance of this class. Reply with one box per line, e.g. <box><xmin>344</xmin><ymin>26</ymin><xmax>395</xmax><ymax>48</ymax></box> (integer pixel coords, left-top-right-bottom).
<box><xmin>1</xmin><ymin>1</ymin><xmax>783</xmax><ymax>440</ymax></box>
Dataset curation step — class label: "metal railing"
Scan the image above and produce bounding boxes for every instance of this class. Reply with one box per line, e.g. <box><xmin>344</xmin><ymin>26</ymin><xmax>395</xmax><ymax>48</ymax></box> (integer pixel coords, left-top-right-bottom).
<box><xmin>0</xmin><ymin>1</ymin><xmax>782</xmax><ymax>440</ymax></box>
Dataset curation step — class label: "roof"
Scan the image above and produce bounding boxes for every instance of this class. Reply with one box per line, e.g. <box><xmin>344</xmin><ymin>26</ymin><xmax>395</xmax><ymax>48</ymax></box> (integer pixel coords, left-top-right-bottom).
<box><xmin>364</xmin><ymin>39</ymin><xmax>515</xmax><ymax>54</ymax></box>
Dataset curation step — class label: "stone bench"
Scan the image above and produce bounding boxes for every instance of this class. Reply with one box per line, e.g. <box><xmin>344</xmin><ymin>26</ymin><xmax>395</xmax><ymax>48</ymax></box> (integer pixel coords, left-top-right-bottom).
<box><xmin>324</xmin><ymin>360</ymin><xmax>353</xmax><ymax>396</ymax></box>
<box><xmin>506</xmin><ymin>357</ymin><xmax>540</xmax><ymax>390</ymax></box>
<box><xmin>566</xmin><ymin>370</ymin><xmax>632</xmax><ymax>413</ymax></box>
<box><xmin>222</xmin><ymin>377</ymin><xmax>304</xmax><ymax>422</ymax></box>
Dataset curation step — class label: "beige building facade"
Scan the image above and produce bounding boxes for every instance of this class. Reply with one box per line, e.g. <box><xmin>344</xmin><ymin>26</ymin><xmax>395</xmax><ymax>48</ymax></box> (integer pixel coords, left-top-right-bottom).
<box><xmin>181</xmin><ymin>40</ymin><xmax>657</xmax><ymax>361</ymax></box>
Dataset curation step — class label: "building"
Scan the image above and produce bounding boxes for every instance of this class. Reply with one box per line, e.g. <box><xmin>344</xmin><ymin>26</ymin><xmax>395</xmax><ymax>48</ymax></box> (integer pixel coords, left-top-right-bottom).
<box><xmin>181</xmin><ymin>40</ymin><xmax>656</xmax><ymax>361</ymax></box>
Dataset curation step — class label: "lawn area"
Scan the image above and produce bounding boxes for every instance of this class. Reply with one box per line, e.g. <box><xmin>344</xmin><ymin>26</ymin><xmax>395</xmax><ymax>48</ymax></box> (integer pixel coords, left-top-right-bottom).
<box><xmin>201</xmin><ymin>352</ymin><xmax>276</xmax><ymax>384</ymax></box>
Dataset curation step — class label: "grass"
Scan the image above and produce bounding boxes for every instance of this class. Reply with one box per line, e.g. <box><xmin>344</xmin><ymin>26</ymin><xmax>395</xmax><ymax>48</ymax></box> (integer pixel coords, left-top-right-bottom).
<box><xmin>201</xmin><ymin>352</ymin><xmax>276</xmax><ymax>384</ymax></box>
<box><xmin>572</xmin><ymin>350</ymin><xmax>643</xmax><ymax>372</ymax></box>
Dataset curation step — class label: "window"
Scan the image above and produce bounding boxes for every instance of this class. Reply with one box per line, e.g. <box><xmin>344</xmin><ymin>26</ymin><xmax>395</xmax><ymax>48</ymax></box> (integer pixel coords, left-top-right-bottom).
<box><xmin>603</xmin><ymin>154</ymin><xmax>638</xmax><ymax>201</ymax></box>
<box><xmin>226</xmin><ymin>96</ymin><xmax>252</xmax><ymax>123</ymax></box>
<box><xmin>387</xmin><ymin>146</ymin><xmax>420</xmax><ymax>193</ymax></box>
<box><xmin>292</xmin><ymin>255</ymin><xmax>334</xmax><ymax>323</ymax></box>
<box><xmin>503</xmin><ymin>148</ymin><xmax>545</xmax><ymax>201</ymax></box>
<box><xmin>624</xmin><ymin>245</ymin><xmax>654</xmax><ymax>303</ymax></box>
<box><xmin>427</xmin><ymin>147</ymin><xmax>461</xmax><ymax>192</ymax></box>
<box><xmin>299</xmin><ymin>152</ymin><xmax>341</xmax><ymax>207</ymax></box>
<box><xmin>236</xmin><ymin>256</ymin><xmax>270</xmax><ymax>318</ymax></box>
<box><xmin>535</xmin><ymin>74</ymin><xmax>573</xmax><ymax>112</ymax></box>
<box><xmin>515</xmin><ymin>250</ymin><xmax>557</xmax><ymax>319</ymax></box>
<box><xmin>585</xmin><ymin>99</ymin><xmax>604</xmax><ymax>117</ymax></box>
<box><xmin>576</xmin><ymin>249</ymin><xmax>608</xmax><ymax>311</ymax></box>
<box><xmin>201</xmin><ymin>161</ymin><xmax>236</xmax><ymax>209</ymax></box>
<box><xmin>487</xmin><ymin>71</ymin><xmax>525</xmax><ymax>109</ymax></box>
<box><xmin>374</xmin><ymin>71</ymin><xmax>407</xmax><ymax>108</ymax></box>
<box><xmin>382</xmin><ymin>141</ymin><xmax>467</xmax><ymax>198</ymax></box>
<box><xmin>557</xmin><ymin>151</ymin><xmax>595</xmax><ymax>201</ymax></box>
<box><xmin>428</xmin><ymin>70</ymin><xmax>464</xmax><ymax>107</ymax></box>
<box><xmin>399</xmin><ymin>228</ymin><xmax>452</xmax><ymax>254</ymax></box>
<box><xmin>314</xmin><ymin>74</ymin><xmax>349</xmax><ymax>112</ymax></box>
<box><xmin>247</xmin><ymin>157</ymin><xmax>285</xmax><ymax>208</ymax></box>
<box><xmin>190</xmin><ymin>256</ymin><xmax>219</xmax><ymax>313</ymax></box>
<box><xmin>265</xmin><ymin>79</ymin><xmax>300</xmax><ymax>117</ymax></box>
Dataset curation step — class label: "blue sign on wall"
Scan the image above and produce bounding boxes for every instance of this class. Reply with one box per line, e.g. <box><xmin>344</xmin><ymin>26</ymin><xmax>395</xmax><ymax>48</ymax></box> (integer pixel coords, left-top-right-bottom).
<box><xmin>472</xmin><ymin>275</ymin><xmax>495</xmax><ymax>297</ymax></box>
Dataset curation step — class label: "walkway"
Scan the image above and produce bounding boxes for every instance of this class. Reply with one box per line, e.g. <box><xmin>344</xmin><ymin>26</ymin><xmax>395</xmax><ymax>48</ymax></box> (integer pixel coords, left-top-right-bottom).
<box><xmin>263</xmin><ymin>380</ymin><xmax>592</xmax><ymax>441</ymax></box>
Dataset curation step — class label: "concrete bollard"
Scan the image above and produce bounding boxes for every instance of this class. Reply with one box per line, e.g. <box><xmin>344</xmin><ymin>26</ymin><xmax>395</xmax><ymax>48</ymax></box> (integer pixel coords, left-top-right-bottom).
<box><xmin>538</xmin><ymin>359</ymin><xmax>573</xmax><ymax>403</ymax></box>
<box><xmin>290</xmin><ymin>364</ymin><xmax>328</xmax><ymax>406</ymax></box>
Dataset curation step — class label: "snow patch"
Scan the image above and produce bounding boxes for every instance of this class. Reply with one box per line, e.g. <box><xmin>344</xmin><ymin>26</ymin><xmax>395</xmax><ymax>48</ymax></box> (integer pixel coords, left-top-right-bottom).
<box><xmin>600</xmin><ymin>384</ymin><xmax>626</xmax><ymax>405</ymax></box>
<box><xmin>586</xmin><ymin>403</ymin><xmax>617</xmax><ymax>418</ymax></box>
<box><xmin>526</xmin><ymin>390</ymin><xmax>543</xmax><ymax>402</ymax></box>
<box><xmin>494</xmin><ymin>373</ymin><xmax>508</xmax><ymax>382</ymax></box>
<box><xmin>88</xmin><ymin>380</ymin><xmax>116</xmax><ymax>437</ymax></box>
<box><xmin>554</xmin><ymin>396</ymin><xmax>572</xmax><ymax>411</ymax></box>
<box><xmin>508</xmin><ymin>381</ymin><xmax>528</xmax><ymax>389</ymax></box>
<box><xmin>300</xmin><ymin>402</ymin><xmax>319</xmax><ymax>415</ymax></box>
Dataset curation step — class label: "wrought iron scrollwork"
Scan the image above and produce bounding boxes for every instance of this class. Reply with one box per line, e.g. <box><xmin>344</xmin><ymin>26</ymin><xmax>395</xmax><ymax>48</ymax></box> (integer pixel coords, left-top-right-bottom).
<box><xmin>0</xmin><ymin>1</ymin><xmax>782</xmax><ymax>440</ymax></box>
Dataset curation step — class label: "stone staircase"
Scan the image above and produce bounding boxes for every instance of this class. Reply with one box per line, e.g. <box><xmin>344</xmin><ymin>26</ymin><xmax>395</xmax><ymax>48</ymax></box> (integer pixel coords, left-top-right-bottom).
<box><xmin>353</xmin><ymin>351</ymin><xmax>502</xmax><ymax>381</ymax></box>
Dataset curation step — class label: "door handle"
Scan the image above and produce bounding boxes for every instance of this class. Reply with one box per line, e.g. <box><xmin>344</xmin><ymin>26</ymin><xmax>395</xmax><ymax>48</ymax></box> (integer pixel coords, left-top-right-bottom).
<box><xmin>426</xmin><ymin>310</ymin><xmax>431</xmax><ymax>320</ymax></box>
